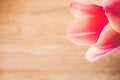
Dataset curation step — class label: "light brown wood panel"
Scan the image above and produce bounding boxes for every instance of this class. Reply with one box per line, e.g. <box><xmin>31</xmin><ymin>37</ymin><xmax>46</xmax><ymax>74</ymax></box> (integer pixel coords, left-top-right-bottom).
<box><xmin>0</xmin><ymin>0</ymin><xmax>120</xmax><ymax>80</ymax></box>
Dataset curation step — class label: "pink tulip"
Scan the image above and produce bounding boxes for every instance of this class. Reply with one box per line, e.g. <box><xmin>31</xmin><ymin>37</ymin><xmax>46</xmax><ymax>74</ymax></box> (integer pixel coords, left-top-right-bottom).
<box><xmin>67</xmin><ymin>0</ymin><xmax>120</xmax><ymax>62</ymax></box>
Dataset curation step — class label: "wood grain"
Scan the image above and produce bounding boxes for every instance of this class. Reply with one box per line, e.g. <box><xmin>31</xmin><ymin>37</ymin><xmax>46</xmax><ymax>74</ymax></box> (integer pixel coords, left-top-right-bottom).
<box><xmin>0</xmin><ymin>0</ymin><xmax>120</xmax><ymax>80</ymax></box>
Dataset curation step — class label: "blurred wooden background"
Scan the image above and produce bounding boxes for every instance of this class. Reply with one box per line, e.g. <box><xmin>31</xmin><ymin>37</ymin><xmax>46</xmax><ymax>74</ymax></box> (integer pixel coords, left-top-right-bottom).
<box><xmin>0</xmin><ymin>0</ymin><xmax>120</xmax><ymax>80</ymax></box>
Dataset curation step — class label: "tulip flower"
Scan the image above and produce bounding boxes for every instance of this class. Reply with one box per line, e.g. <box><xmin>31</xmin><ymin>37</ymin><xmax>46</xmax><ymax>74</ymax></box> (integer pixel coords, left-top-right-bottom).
<box><xmin>67</xmin><ymin>0</ymin><xmax>120</xmax><ymax>62</ymax></box>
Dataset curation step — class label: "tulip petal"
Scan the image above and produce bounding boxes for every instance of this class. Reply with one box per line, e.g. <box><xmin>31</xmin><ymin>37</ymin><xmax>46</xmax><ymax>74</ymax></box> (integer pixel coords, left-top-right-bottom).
<box><xmin>67</xmin><ymin>2</ymin><xmax>108</xmax><ymax>45</ymax></box>
<box><xmin>103</xmin><ymin>0</ymin><xmax>120</xmax><ymax>33</ymax></box>
<box><xmin>86</xmin><ymin>24</ymin><xmax>120</xmax><ymax>62</ymax></box>
<box><xmin>70</xmin><ymin>1</ymin><xmax>106</xmax><ymax>18</ymax></box>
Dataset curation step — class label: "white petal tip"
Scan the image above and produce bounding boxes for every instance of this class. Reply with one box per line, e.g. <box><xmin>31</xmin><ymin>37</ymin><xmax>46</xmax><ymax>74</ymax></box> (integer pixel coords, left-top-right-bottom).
<box><xmin>85</xmin><ymin>45</ymin><xmax>120</xmax><ymax>62</ymax></box>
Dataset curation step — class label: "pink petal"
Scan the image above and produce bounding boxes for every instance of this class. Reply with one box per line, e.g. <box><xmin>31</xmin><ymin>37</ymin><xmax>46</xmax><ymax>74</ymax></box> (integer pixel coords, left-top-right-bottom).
<box><xmin>103</xmin><ymin>0</ymin><xmax>120</xmax><ymax>33</ymax></box>
<box><xmin>67</xmin><ymin>2</ymin><xmax>108</xmax><ymax>45</ymax></box>
<box><xmin>86</xmin><ymin>24</ymin><xmax>120</xmax><ymax>62</ymax></box>
<box><xmin>70</xmin><ymin>1</ymin><xmax>105</xmax><ymax>17</ymax></box>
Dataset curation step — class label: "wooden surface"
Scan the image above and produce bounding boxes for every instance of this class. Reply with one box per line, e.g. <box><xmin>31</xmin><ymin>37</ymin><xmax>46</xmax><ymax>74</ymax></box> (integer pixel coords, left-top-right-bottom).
<box><xmin>0</xmin><ymin>0</ymin><xmax>120</xmax><ymax>80</ymax></box>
